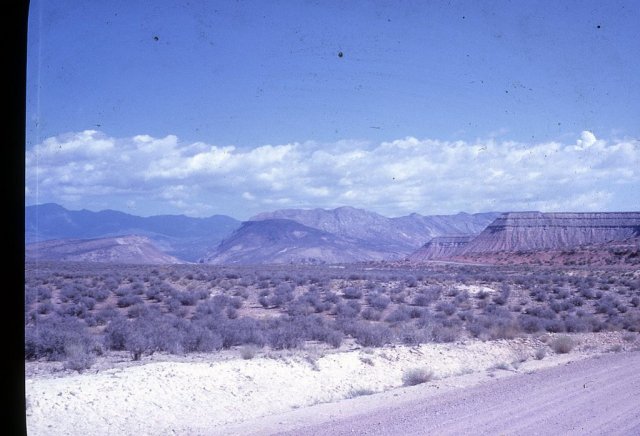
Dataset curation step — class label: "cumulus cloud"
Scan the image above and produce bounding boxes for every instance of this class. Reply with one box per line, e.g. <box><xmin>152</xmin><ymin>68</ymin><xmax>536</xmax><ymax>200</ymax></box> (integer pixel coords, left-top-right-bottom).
<box><xmin>25</xmin><ymin>130</ymin><xmax>640</xmax><ymax>218</ymax></box>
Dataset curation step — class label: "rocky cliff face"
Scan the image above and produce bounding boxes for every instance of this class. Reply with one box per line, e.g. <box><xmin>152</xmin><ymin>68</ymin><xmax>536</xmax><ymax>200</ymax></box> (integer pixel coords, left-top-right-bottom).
<box><xmin>461</xmin><ymin>212</ymin><xmax>640</xmax><ymax>254</ymax></box>
<box><xmin>407</xmin><ymin>236</ymin><xmax>474</xmax><ymax>261</ymax></box>
<box><xmin>25</xmin><ymin>235</ymin><xmax>181</xmax><ymax>264</ymax></box>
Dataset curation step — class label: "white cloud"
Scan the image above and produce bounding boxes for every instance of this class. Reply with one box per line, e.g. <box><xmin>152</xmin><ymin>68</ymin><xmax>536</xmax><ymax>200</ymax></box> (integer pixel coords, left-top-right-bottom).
<box><xmin>25</xmin><ymin>130</ymin><xmax>640</xmax><ymax>218</ymax></box>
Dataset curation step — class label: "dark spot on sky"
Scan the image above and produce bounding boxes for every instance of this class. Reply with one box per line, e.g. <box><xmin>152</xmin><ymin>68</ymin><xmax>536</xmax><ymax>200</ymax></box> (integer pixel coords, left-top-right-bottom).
<box><xmin>153</xmin><ymin>36</ymin><xmax>159</xmax><ymax>41</ymax></box>
<box><xmin>597</xmin><ymin>25</ymin><xmax>601</xmax><ymax>29</ymax></box>
<box><xmin>462</xmin><ymin>16</ymin><xmax>466</xmax><ymax>19</ymax></box>
<box><xmin>338</xmin><ymin>51</ymin><xmax>344</xmax><ymax>58</ymax></box>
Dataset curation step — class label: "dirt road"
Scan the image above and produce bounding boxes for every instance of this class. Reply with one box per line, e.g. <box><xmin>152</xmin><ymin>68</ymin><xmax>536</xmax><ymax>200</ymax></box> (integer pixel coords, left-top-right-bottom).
<box><xmin>273</xmin><ymin>351</ymin><xmax>640</xmax><ymax>435</ymax></box>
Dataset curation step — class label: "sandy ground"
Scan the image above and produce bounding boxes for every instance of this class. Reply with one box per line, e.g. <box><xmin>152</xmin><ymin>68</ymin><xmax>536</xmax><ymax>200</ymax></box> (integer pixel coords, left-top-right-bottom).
<box><xmin>270</xmin><ymin>350</ymin><xmax>640</xmax><ymax>435</ymax></box>
<box><xmin>25</xmin><ymin>332</ymin><xmax>638</xmax><ymax>436</ymax></box>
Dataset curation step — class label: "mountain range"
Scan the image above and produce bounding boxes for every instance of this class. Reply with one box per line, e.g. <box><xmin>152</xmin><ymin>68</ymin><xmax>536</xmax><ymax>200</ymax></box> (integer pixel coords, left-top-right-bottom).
<box><xmin>25</xmin><ymin>203</ymin><xmax>240</xmax><ymax>262</ymax></box>
<box><xmin>25</xmin><ymin>203</ymin><xmax>499</xmax><ymax>264</ymax></box>
<box><xmin>26</xmin><ymin>204</ymin><xmax>639</xmax><ymax>265</ymax></box>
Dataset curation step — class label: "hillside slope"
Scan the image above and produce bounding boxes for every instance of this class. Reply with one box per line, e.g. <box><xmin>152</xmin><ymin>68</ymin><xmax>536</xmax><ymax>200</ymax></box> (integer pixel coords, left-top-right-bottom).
<box><xmin>203</xmin><ymin>219</ymin><xmax>393</xmax><ymax>264</ymax></box>
<box><xmin>25</xmin><ymin>235</ymin><xmax>181</xmax><ymax>264</ymax></box>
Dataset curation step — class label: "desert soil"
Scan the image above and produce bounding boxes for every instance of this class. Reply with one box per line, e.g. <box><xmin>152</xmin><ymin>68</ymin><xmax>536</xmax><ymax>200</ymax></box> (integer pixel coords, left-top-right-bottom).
<box><xmin>269</xmin><ymin>350</ymin><xmax>640</xmax><ymax>436</ymax></box>
<box><xmin>25</xmin><ymin>332</ymin><xmax>639</xmax><ymax>435</ymax></box>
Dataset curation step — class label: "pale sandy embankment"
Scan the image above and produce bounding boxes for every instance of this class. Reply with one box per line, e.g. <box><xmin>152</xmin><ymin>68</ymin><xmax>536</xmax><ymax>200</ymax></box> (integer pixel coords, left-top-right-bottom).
<box><xmin>25</xmin><ymin>332</ymin><xmax>637</xmax><ymax>436</ymax></box>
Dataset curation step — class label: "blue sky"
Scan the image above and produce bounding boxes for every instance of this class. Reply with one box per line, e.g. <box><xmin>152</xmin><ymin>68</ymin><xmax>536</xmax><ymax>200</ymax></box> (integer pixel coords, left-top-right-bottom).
<box><xmin>26</xmin><ymin>0</ymin><xmax>640</xmax><ymax>219</ymax></box>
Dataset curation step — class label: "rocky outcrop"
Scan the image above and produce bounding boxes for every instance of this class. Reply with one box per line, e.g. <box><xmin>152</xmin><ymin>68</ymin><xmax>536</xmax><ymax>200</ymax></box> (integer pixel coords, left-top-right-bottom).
<box><xmin>407</xmin><ymin>236</ymin><xmax>474</xmax><ymax>261</ymax></box>
<box><xmin>25</xmin><ymin>235</ymin><xmax>181</xmax><ymax>264</ymax></box>
<box><xmin>461</xmin><ymin>212</ymin><xmax>640</xmax><ymax>254</ymax></box>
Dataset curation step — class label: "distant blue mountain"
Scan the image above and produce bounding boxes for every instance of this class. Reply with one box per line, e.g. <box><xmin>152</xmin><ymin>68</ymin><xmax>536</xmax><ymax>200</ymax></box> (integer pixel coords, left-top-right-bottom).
<box><xmin>26</xmin><ymin>203</ymin><xmax>502</xmax><ymax>265</ymax></box>
<box><xmin>25</xmin><ymin>203</ymin><xmax>241</xmax><ymax>262</ymax></box>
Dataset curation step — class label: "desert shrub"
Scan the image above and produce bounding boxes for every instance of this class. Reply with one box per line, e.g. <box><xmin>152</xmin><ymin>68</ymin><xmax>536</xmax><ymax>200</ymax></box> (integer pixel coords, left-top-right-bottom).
<box><xmin>467</xmin><ymin>318</ymin><xmax>490</xmax><ymax>338</ymax></box>
<box><xmin>368</xmin><ymin>293</ymin><xmax>391</xmax><ymax>310</ymax></box>
<box><xmin>580</xmin><ymin>287</ymin><xmax>596</xmax><ymax>299</ymax></box>
<box><xmin>402</xmin><ymin>368</ymin><xmax>433</xmax><ymax>386</ymax></box>
<box><xmin>518</xmin><ymin>314</ymin><xmax>544</xmax><ymax>333</ymax></box>
<box><xmin>181</xmin><ymin>321</ymin><xmax>223</xmax><ymax>352</ymax></box>
<box><xmin>543</xmin><ymin>319</ymin><xmax>566</xmax><ymax>333</ymax></box>
<box><xmin>390</xmin><ymin>291</ymin><xmax>407</xmax><ymax>304</ymax></box>
<box><xmin>351</xmin><ymin>322</ymin><xmax>392</xmax><ymax>347</ymax></box>
<box><xmin>266</xmin><ymin>319</ymin><xmax>304</xmax><ymax>349</ymax></box>
<box><xmin>564</xmin><ymin>315</ymin><xmax>592</xmax><ymax>333</ymax></box>
<box><xmin>145</xmin><ymin>287</ymin><xmax>162</xmax><ymax>301</ymax></box>
<box><xmin>569</xmin><ymin>296</ymin><xmax>584</xmax><ymax>307</ymax></box>
<box><xmin>525</xmin><ymin>306</ymin><xmax>557</xmax><ymax>320</ymax></box>
<box><xmin>226</xmin><ymin>307</ymin><xmax>238</xmax><ymax>319</ymax></box>
<box><xmin>128</xmin><ymin>314</ymin><xmax>182</xmax><ymax>359</ymax></box>
<box><xmin>324</xmin><ymin>291</ymin><xmax>340</xmax><ymax>304</ymax></box>
<box><xmin>178</xmin><ymin>291</ymin><xmax>198</xmax><ymax>306</ymax></box>
<box><xmin>229</xmin><ymin>296</ymin><xmax>244</xmax><ymax>309</ymax></box>
<box><xmin>117</xmin><ymin>293</ymin><xmax>143</xmax><ymax>308</ymax></box>
<box><xmin>361</xmin><ymin>307</ymin><xmax>382</xmax><ymax>321</ymax></box>
<box><xmin>103</xmin><ymin>316</ymin><xmax>130</xmax><ymax>351</ymax></box>
<box><xmin>287</xmin><ymin>298</ymin><xmax>314</xmax><ymax>316</ymax></box>
<box><xmin>294</xmin><ymin>314</ymin><xmax>344</xmax><ymax>347</ymax></box>
<box><xmin>397</xmin><ymin>325</ymin><xmax>429</xmax><ymax>345</ymax></box>
<box><xmin>595</xmin><ymin>296</ymin><xmax>620</xmax><ymax>315</ymax></box>
<box><xmin>63</xmin><ymin>342</ymin><xmax>95</xmax><ymax>372</ymax></box>
<box><xmin>385</xmin><ymin>305</ymin><xmax>411</xmax><ymax>323</ymax></box>
<box><xmin>131</xmin><ymin>281</ymin><xmax>145</xmax><ymax>294</ymax></box>
<box><xmin>240</xmin><ymin>345</ymin><xmax>258</xmax><ymax>359</ymax></box>
<box><xmin>534</xmin><ymin>347</ymin><xmax>547</xmax><ymax>360</ymax></box>
<box><xmin>436</xmin><ymin>302</ymin><xmax>457</xmax><ymax>316</ymax></box>
<box><xmin>24</xmin><ymin>287</ymin><xmax>37</xmax><ymax>306</ymax></box>
<box><xmin>342</xmin><ymin>286</ymin><xmax>363</xmax><ymax>299</ymax></box>
<box><xmin>25</xmin><ymin>315</ymin><xmax>95</xmax><ymax>362</ymax></box>
<box><xmin>166</xmin><ymin>297</ymin><xmax>183</xmax><ymax>314</ymax></box>
<box><xmin>58</xmin><ymin>302</ymin><xmax>88</xmax><ymax>318</ymax></box>
<box><xmin>411</xmin><ymin>294</ymin><xmax>433</xmax><ymax>307</ymax></box>
<box><xmin>37</xmin><ymin>301</ymin><xmax>54</xmax><ymax>315</ymax></box>
<box><xmin>36</xmin><ymin>286</ymin><xmax>53</xmax><ymax>301</ymax></box>
<box><xmin>336</xmin><ymin>301</ymin><xmax>361</xmax><ymax>319</ymax></box>
<box><xmin>348</xmin><ymin>388</ymin><xmax>375</xmax><ymax>398</ymax></box>
<box><xmin>550</xmin><ymin>335</ymin><xmax>576</xmax><ymax>354</ymax></box>
<box><xmin>620</xmin><ymin>313</ymin><xmax>640</xmax><ymax>332</ymax></box>
<box><xmin>476</xmin><ymin>290</ymin><xmax>491</xmax><ymax>300</ymax></box>
<box><xmin>126</xmin><ymin>303</ymin><xmax>148</xmax><ymax>319</ymax></box>
<box><xmin>220</xmin><ymin>317</ymin><xmax>266</xmax><ymax>348</ymax></box>
<box><xmin>455</xmin><ymin>291</ymin><xmax>470</xmax><ymax>305</ymax></box>
<box><xmin>84</xmin><ymin>314</ymin><xmax>97</xmax><ymax>327</ymax></box>
<box><xmin>408</xmin><ymin>306</ymin><xmax>424</xmax><ymax>319</ymax></box>
<box><xmin>457</xmin><ymin>309</ymin><xmax>475</xmax><ymax>322</ymax></box>
<box><xmin>493</xmin><ymin>284</ymin><xmax>511</xmax><ymax>306</ymax></box>
<box><xmin>258</xmin><ymin>295</ymin><xmax>271</xmax><ymax>308</ymax></box>
<box><xmin>114</xmin><ymin>285</ymin><xmax>132</xmax><ymax>297</ymax></box>
<box><xmin>79</xmin><ymin>296</ymin><xmax>96</xmax><ymax>310</ymax></box>
<box><xmin>530</xmin><ymin>288</ymin><xmax>548</xmax><ymax>302</ymax></box>
<box><xmin>60</xmin><ymin>285</ymin><xmax>82</xmax><ymax>303</ymax></box>
<box><xmin>631</xmin><ymin>297</ymin><xmax>640</xmax><ymax>307</ymax></box>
